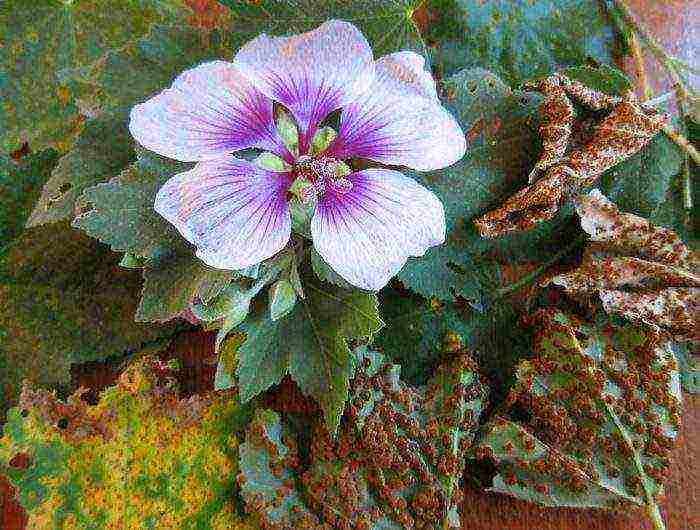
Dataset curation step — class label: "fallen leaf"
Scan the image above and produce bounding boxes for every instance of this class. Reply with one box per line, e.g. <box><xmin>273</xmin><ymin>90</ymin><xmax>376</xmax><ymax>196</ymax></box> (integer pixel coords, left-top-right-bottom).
<box><xmin>548</xmin><ymin>189</ymin><xmax>699</xmax><ymax>342</ymax></box>
<box><xmin>0</xmin><ymin>356</ymin><xmax>256</xmax><ymax>529</ymax></box>
<box><xmin>238</xmin><ymin>347</ymin><xmax>488</xmax><ymax>529</ymax></box>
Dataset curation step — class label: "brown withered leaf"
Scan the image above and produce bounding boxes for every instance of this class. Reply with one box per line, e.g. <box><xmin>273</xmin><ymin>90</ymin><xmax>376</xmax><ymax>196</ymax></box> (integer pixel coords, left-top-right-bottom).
<box><xmin>475</xmin><ymin>74</ymin><xmax>667</xmax><ymax>237</ymax></box>
<box><xmin>547</xmin><ymin>189</ymin><xmax>699</xmax><ymax>342</ymax></box>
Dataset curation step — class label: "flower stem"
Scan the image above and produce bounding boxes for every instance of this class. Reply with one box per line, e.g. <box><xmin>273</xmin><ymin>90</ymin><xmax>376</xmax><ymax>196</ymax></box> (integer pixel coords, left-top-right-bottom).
<box><xmin>629</xmin><ymin>32</ymin><xmax>653</xmax><ymax>101</ymax></box>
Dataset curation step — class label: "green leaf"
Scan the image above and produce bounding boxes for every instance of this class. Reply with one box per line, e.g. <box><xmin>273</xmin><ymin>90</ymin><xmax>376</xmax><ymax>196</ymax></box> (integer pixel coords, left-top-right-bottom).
<box><xmin>237</xmin><ymin>268</ymin><xmax>383</xmax><ymax>433</ymax></box>
<box><xmin>0</xmin><ymin>356</ymin><xmax>256</xmax><ymax>528</ymax></box>
<box><xmin>67</xmin><ymin>24</ymin><xmax>235</xmax><ymax>117</ymax></box>
<box><xmin>26</xmin><ymin>117</ymin><xmax>135</xmax><ymax>227</ymax></box>
<box><xmin>425</xmin><ymin>0</ymin><xmax>617</xmax><ymax>85</ymax></box>
<box><xmin>72</xmin><ymin>148</ymin><xmax>233</xmax><ymax>325</ymax></box>
<box><xmin>269</xmin><ymin>279</ymin><xmax>297</xmax><ymax>321</ymax></box>
<box><xmin>192</xmin><ymin>284</ymin><xmax>253</xmax><ymax>323</ymax></box>
<box><xmin>602</xmin><ymin>133</ymin><xmax>684</xmax><ymax>218</ymax></box>
<box><xmin>0</xmin><ymin>223</ymin><xmax>175</xmax><ymax>418</ymax></box>
<box><xmin>0</xmin><ymin>150</ymin><xmax>59</xmax><ymax>248</ymax></box>
<box><xmin>375</xmin><ymin>291</ymin><xmax>474</xmax><ymax>384</ymax></box>
<box><xmin>213</xmin><ymin>290</ymin><xmax>254</xmax><ymax>353</ymax></box>
<box><xmin>197</xmin><ymin>251</ymin><xmax>300</xmax><ymax>351</ymax></box>
<box><xmin>72</xmin><ymin>149</ymin><xmax>189</xmax><ymax>260</ymax></box>
<box><xmin>218</xmin><ymin>0</ymin><xmax>426</xmax><ymax>57</ymax></box>
<box><xmin>137</xmin><ymin>252</ymin><xmax>234</xmax><ymax>323</ymax></box>
<box><xmin>0</xmin><ymin>0</ymin><xmax>191</xmax><ymax>153</ymax></box>
<box><xmin>238</xmin><ymin>348</ymin><xmax>488</xmax><ymax>528</ymax></box>
<box><xmin>398</xmin><ymin>67</ymin><xmax>559</xmax><ymax>301</ymax></box>
<box><xmin>475</xmin><ymin>311</ymin><xmax>682</xmax><ymax>518</ymax></box>
<box><xmin>377</xmin><ymin>285</ymin><xmax>529</xmax><ymax>402</ymax></box>
<box><xmin>558</xmin><ymin>64</ymin><xmax>632</xmax><ymax>94</ymax></box>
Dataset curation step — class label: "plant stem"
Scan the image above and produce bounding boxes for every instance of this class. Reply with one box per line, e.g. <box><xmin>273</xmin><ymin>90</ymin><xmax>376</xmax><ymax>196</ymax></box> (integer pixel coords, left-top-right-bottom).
<box><xmin>629</xmin><ymin>32</ymin><xmax>652</xmax><ymax>101</ymax></box>
<box><xmin>496</xmin><ymin>235</ymin><xmax>585</xmax><ymax>298</ymax></box>
<box><xmin>647</xmin><ymin>502</ymin><xmax>666</xmax><ymax>530</ymax></box>
<box><xmin>612</xmin><ymin>0</ymin><xmax>692</xmax><ymax>102</ymax></box>
<box><xmin>644</xmin><ymin>92</ymin><xmax>674</xmax><ymax>107</ymax></box>
<box><xmin>675</xmin><ymin>95</ymin><xmax>694</xmax><ymax>216</ymax></box>
<box><xmin>662</xmin><ymin>123</ymin><xmax>700</xmax><ymax>166</ymax></box>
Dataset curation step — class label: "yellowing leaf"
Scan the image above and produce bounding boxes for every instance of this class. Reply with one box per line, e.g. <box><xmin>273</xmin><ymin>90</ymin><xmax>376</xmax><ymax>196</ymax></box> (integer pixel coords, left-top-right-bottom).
<box><xmin>0</xmin><ymin>356</ymin><xmax>257</xmax><ymax>529</ymax></box>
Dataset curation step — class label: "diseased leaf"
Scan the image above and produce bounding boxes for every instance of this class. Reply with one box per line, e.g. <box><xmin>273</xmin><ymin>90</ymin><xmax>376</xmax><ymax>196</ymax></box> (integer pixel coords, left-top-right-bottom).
<box><xmin>238</xmin><ymin>348</ymin><xmax>488</xmax><ymax>528</ymax></box>
<box><xmin>26</xmin><ymin>117</ymin><xmax>135</xmax><ymax>227</ymax></box>
<box><xmin>67</xmin><ymin>24</ymin><xmax>231</xmax><ymax>116</ymax></box>
<box><xmin>548</xmin><ymin>190</ymin><xmax>699</xmax><ymax>342</ymax></box>
<box><xmin>424</xmin><ymin>0</ymin><xmax>617</xmax><ymax>85</ymax></box>
<box><xmin>671</xmin><ymin>342</ymin><xmax>699</xmax><ymax>394</ymax></box>
<box><xmin>475</xmin><ymin>310</ymin><xmax>682</xmax><ymax>519</ymax></box>
<box><xmin>474</xmin><ymin>72</ymin><xmax>668</xmax><ymax>238</ymax></box>
<box><xmin>0</xmin><ymin>356</ymin><xmax>256</xmax><ymax>529</ymax></box>
<box><xmin>0</xmin><ymin>150</ymin><xmax>59</xmax><ymax>247</ymax></box>
<box><xmin>215</xmin><ymin>332</ymin><xmax>246</xmax><ymax>391</ymax></box>
<box><xmin>218</xmin><ymin>0</ymin><xmax>426</xmax><ymax>57</ymax></box>
<box><xmin>0</xmin><ymin>0</ymin><xmax>192</xmax><ymax>153</ymax></box>
<box><xmin>0</xmin><ymin>224</ymin><xmax>176</xmax><ymax>417</ymax></box>
<box><xmin>236</xmin><ymin>268</ymin><xmax>383</xmax><ymax>434</ymax></box>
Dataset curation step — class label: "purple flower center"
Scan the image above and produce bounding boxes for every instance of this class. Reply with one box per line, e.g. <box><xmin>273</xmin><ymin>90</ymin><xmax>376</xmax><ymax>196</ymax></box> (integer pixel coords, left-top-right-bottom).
<box><xmin>292</xmin><ymin>155</ymin><xmax>352</xmax><ymax>203</ymax></box>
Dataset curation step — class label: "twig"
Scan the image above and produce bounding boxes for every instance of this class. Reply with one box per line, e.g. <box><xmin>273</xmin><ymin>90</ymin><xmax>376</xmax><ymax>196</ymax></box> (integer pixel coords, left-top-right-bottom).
<box><xmin>644</xmin><ymin>91</ymin><xmax>674</xmax><ymax>107</ymax></box>
<box><xmin>675</xmin><ymin>95</ymin><xmax>694</xmax><ymax>214</ymax></box>
<box><xmin>662</xmin><ymin>123</ymin><xmax>700</xmax><ymax>166</ymax></box>
<box><xmin>629</xmin><ymin>32</ymin><xmax>652</xmax><ymax>101</ymax></box>
<box><xmin>612</xmin><ymin>0</ymin><xmax>692</xmax><ymax>102</ymax></box>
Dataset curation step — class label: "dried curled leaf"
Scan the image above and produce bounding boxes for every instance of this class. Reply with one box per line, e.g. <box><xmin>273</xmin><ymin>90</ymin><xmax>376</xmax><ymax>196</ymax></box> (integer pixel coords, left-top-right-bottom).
<box><xmin>475</xmin><ymin>73</ymin><xmax>667</xmax><ymax>237</ymax></box>
<box><xmin>238</xmin><ymin>348</ymin><xmax>488</xmax><ymax>529</ymax></box>
<box><xmin>0</xmin><ymin>357</ymin><xmax>256</xmax><ymax>529</ymax></box>
<box><xmin>548</xmin><ymin>189</ymin><xmax>699</xmax><ymax>342</ymax></box>
<box><xmin>475</xmin><ymin>310</ymin><xmax>682</xmax><ymax>519</ymax></box>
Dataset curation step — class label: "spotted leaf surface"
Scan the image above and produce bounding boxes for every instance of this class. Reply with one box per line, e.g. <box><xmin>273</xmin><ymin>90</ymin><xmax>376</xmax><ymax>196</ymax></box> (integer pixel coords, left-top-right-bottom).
<box><xmin>0</xmin><ymin>222</ymin><xmax>176</xmax><ymax>418</ymax></box>
<box><xmin>0</xmin><ymin>357</ymin><xmax>257</xmax><ymax>530</ymax></box>
<box><xmin>548</xmin><ymin>190</ymin><xmax>699</xmax><ymax>342</ymax></box>
<box><xmin>26</xmin><ymin>117</ymin><xmax>135</xmax><ymax>227</ymax></box>
<box><xmin>475</xmin><ymin>310</ymin><xmax>682</xmax><ymax>515</ymax></box>
<box><xmin>0</xmin><ymin>0</ymin><xmax>192</xmax><ymax>153</ymax></box>
<box><xmin>238</xmin><ymin>348</ymin><xmax>488</xmax><ymax>529</ymax></box>
<box><xmin>0</xmin><ymin>150</ymin><xmax>59</xmax><ymax>247</ymax></box>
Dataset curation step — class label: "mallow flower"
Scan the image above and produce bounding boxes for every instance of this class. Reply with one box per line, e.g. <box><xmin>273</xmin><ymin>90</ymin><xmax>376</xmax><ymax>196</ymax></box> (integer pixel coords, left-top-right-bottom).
<box><xmin>129</xmin><ymin>20</ymin><xmax>466</xmax><ymax>291</ymax></box>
